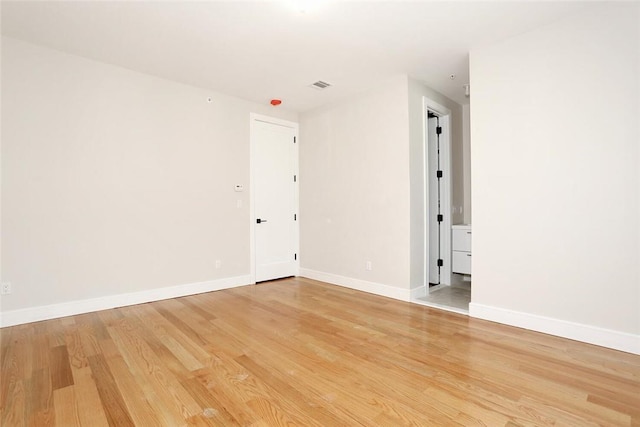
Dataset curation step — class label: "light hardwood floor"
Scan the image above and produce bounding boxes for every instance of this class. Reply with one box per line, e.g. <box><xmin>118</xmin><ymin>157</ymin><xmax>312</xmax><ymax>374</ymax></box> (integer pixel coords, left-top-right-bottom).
<box><xmin>1</xmin><ymin>277</ymin><xmax>639</xmax><ymax>426</ymax></box>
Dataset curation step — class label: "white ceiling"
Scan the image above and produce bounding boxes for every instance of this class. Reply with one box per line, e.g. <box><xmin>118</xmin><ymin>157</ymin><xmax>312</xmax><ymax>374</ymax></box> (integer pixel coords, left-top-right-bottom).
<box><xmin>1</xmin><ymin>1</ymin><xmax>597</xmax><ymax>112</ymax></box>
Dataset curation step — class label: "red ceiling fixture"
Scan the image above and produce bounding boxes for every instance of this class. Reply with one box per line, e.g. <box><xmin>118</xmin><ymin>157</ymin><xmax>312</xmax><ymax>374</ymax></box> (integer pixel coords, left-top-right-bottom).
<box><xmin>270</xmin><ymin>99</ymin><xmax>282</xmax><ymax>106</ymax></box>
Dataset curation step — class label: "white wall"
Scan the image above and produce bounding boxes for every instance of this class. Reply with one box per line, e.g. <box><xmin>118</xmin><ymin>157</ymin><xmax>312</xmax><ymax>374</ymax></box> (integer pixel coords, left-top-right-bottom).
<box><xmin>0</xmin><ymin>37</ymin><xmax>297</xmax><ymax>321</ymax></box>
<box><xmin>408</xmin><ymin>78</ymin><xmax>464</xmax><ymax>290</ymax></box>
<box><xmin>462</xmin><ymin>103</ymin><xmax>471</xmax><ymax>224</ymax></box>
<box><xmin>299</xmin><ymin>75</ymin><xmax>411</xmax><ymax>298</ymax></box>
<box><xmin>470</xmin><ymin>5</ymin><xmax>639</xmax><ymax>352</ymax></box>
<box><xmin>299</xmin><ymin>75</ymin><xmax>466</xmax><ymax>298</ymax></box>
<box><xmin>0</xmin><ymin>33</ymin><xmax>3</xmax><ymax>309</ymax></box>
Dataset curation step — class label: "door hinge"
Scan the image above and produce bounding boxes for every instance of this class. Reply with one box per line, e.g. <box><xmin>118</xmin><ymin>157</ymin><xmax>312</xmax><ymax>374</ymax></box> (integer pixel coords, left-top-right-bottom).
<box><xmin>294</xmin><ymin>253</ymin><xmax>297</xmax><ymax>261</ymax></box>
<box><xmin>437</xmin><ymin>214</ymin><xmax>443</xmax><ymax>222</ymax></box>
<box><xmin>294</xmin><ymin>136</ymin><xmax>296</xmax><ymax>143</ymax></box>
<box><xmin>294</xmin><ymin>214</ymin><xmax>297</xmax><ymax>221</ymax></box>
<box><xmin>436</xmin><ymin>126</ymin><xmax>442</xmax><ymax>135</ymax></box>
<box><xmin>436</xmin><ymin>170</ymin><xmax>443</xmax><ymax>179</ymax></box>
<box><xmin>294</xmin><ymin>175</ymin><xmax>297</xmax><ymax>182</ymax></box>
<box><xmin>437</xmin><ymin>259</ymin><xmax>443</xmax><ymax>267</ymax></box>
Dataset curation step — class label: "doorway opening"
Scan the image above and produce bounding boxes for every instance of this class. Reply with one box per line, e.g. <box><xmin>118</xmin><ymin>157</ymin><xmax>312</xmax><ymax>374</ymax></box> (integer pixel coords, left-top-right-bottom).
<box><xmin>412</xmin><ymin>98</ymin><xmax>470</xmax><ymax>314</ymax></box>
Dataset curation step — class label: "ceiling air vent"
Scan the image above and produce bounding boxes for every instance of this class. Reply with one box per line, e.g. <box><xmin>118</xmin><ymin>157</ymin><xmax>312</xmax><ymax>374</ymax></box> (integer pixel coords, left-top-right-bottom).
<box><xmin>310</xmin><ymin>80</ymin><xmax>332</xmax><ymax>90</ymax></box>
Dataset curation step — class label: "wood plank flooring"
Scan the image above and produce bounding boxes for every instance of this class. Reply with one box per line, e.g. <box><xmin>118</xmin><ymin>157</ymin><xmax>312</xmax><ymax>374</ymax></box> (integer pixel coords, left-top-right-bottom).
<box><xmin>1</xmin><ymin>277</ymin><xmax>639</xmax><ymax>426</ymax></box>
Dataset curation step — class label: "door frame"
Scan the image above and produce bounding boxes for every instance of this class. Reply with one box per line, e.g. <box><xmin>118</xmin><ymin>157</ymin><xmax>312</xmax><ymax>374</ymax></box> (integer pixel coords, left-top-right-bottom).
<box><xmin>249</xmin><ymin>113</ymin><xmax>300</xmax><ymax>284</ymax></box>
<box><xmin>423</xmin><ymin>98</ymin><xmax>452</xmax><ymax>291</ymax></box>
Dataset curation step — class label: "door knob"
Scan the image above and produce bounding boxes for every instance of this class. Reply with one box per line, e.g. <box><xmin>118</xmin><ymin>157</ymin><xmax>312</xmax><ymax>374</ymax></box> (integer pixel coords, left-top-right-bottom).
<box><xmin>256</xmin><ymin>218</ymin><xmax>267</xmax><ymax>224</ymax></box>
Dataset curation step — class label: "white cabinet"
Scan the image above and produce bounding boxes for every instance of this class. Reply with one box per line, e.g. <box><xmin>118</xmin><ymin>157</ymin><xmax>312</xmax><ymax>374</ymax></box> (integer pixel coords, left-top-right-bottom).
<box><xmin>452</xmin><ymin>225</ymin><xmax>471</xmax><ymax>275</ymax></box>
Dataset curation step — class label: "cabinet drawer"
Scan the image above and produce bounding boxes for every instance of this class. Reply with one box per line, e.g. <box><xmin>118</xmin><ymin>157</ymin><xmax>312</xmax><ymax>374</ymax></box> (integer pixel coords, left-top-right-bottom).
<box><xmin>452</xmin><ymin>229</ymin><xmax>472</xmax><ymax>252</ymax></box>
<box><xmin>452</xmin><ymin>250</ymin><xmax>471</xmax><ymax>275</ymax></box>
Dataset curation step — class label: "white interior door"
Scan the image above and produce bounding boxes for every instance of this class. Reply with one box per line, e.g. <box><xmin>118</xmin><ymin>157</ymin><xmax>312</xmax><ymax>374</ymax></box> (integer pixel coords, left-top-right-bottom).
<box><xmin>423</xmin><ymin>98</ymin><xmax>452</xmax><ymax>291</ymax></box>
<box><xmin>427</xmin><ymin>113</ymin><xmax>441</xmax><ymax>285</ymax></box>
<box><xmin>251</xmin><ymin>116</ymin><xmax>298</xmax><ymax>282</ymax></box>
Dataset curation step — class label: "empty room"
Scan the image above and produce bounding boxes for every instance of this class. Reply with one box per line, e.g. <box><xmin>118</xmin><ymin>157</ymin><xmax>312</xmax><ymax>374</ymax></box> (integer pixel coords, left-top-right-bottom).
<box><xmin>1</xmin><ymin>1</ymin><xmax>639</xmax><ymax>426</ymax></box>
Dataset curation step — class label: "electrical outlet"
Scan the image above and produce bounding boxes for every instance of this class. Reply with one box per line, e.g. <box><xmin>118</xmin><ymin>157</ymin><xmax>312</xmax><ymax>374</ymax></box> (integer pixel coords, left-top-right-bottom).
<box><xmin>365</xmin><ymin>261</ymin><xmax>372</xmax><ymax>271</ymax></box>
<box><xmin>1</xmin><ymin>282</ymin><xmax>11</xmax><ymax>295</ymax></box>
<box><xmin>215</xmin><ymin>260</ymin><xmax>221</xmax><ymax>269</ymax></box>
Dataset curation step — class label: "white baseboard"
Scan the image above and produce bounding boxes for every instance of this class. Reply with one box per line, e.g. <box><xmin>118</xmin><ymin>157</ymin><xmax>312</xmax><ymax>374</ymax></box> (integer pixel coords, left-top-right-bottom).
<box><xmin>409</xmin><ymin>285</ymin><xmax>427</xmax><ymax>299</ymax></box>
<box><xmin>470</xmin><ymin>302</ymin><xmax>640</xmax><ymax>355</ymax></box>
<box><xmin>299</xmin><ymin>268</ymin><xmax>410</xmax><ymax>302</ymax></box>
<box><xmin>0</xmin><ymin>275</ymin><xmax>252</xmax><ymax>328</ymax></box>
